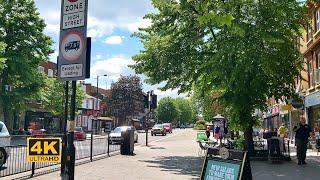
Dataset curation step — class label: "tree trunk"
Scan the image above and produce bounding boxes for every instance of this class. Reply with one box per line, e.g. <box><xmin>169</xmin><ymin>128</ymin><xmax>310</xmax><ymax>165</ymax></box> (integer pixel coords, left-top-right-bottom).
<box><xmin>244</xmin><ymin>125</ymin><xmax>254</xmax><ymax>156</ymax></box>
<box><xmin>3</xmin><ymin>105</ymin><xmax>11</xmax><ymax>132</ymax></box>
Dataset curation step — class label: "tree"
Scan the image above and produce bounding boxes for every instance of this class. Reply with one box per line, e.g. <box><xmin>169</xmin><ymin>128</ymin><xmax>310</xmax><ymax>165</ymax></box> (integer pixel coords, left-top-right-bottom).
<box><xmin>156</xmin><ymin>97</ymin><xmax>178</xmax><ymax>123</ymax></box>
<box><xmin>0</xmin><ymin>0</ymin><xmax>53</xmax><ymax>130</ymax></box>
<box><xmin>174</xmin><ymin>97</ymin><xmax>193</xmax><ymax>125</ymax></box>
<box><xmin>0</xmin><ymin>42</ymin><xmax>6</xmax><ymax>75</ymax></box>
<box><xmin>132</xmin><ymin>0</ymin><xmax>305</xmax><ymax>155</ymax></box>
<box><xmin>109</xmin><ymin>75</ymin><xmax>144</xmax><ymax>126</ymax></box>
<box><xmin>40</xmin><ymin>77</ymin><xmax>85</xmax><ymax>119</ymax></box>
<box><xmin>190</xmin><ymin>88</ymin><xmax>229</xmax><ymax>122</ymax></box>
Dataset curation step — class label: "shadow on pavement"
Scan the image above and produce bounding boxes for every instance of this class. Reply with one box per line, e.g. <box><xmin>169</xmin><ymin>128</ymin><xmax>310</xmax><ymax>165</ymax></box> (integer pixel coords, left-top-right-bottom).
<box><xmin>140</xmin><ymin>155</ymin><xmax>202</xmax><ymax>178</ymax></box>
<box><xmin>251</xmin><ymin>157</ymin><xmax>320</xmax><ymax>180</ymax></box>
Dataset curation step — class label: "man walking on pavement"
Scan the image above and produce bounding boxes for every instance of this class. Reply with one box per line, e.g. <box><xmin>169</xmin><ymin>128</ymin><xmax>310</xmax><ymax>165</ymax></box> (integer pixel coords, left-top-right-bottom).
<box><xmin>293</xmin><ymin>115</ymin><xmax>312</xmax><ymax>165</ymax></box>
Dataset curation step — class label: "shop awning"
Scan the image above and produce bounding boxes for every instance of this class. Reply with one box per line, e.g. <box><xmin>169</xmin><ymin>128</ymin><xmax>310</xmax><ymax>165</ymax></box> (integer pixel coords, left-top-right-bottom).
<box><xmin>96</xmin><ymin>117</ymin><xmax>113</xmax><ymax>121</ymax></box>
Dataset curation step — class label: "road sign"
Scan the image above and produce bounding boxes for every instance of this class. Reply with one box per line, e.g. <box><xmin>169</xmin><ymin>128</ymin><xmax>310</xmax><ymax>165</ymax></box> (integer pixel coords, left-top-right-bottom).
<box><xmin>62</xmin><ymin>0</ymin><xmax>86</xmax><ymax>29</ymax></box>
<box><xmin>58</xmin><ymin>0</ymin><xmax>89</xmax><ymax>81</ymax></box>
<box><xmin>27</xmin><ymin>138</ymin><xmax>62</xmax><ymax>163</ymax></box>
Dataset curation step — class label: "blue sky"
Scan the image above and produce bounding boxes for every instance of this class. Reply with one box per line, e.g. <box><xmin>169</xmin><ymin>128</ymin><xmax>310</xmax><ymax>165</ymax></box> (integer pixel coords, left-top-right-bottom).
<box><xmin>34</xmin><ymin>0</ymin><xmax>185</xmax><ymax>100</ymax></box>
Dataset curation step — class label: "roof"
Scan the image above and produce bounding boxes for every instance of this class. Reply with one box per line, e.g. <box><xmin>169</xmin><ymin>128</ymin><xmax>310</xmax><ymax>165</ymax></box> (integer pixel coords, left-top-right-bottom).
<box><xmin>213</xmin><ymin>114</ymin><xmax>225</xmax><ymax>119</ymax></box>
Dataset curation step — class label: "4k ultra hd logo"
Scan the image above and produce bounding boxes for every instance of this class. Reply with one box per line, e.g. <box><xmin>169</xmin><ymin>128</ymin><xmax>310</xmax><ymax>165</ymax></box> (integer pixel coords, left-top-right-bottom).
<box><xmin>27</xmin><ymin>138</ymin><xmax>62</xmax><ymax>163</ymax></box>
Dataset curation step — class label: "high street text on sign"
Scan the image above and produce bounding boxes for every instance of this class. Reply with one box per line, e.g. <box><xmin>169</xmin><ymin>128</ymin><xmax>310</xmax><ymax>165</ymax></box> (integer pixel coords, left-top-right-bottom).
<box><xmin>62</xmin><ymin>0</ymin><xmax>85</xmax><ymax>29</ymax></box>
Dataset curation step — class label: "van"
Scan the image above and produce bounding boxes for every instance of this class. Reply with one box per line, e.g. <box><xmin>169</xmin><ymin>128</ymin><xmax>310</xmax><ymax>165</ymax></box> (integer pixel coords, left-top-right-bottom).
<box><xmin>0</xmin><ymin>121</ymin><xmax>10</xmax><ymax>168</ymax></box>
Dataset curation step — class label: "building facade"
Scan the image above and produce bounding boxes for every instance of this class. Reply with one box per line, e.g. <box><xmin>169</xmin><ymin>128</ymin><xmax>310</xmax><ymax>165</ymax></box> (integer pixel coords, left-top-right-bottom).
<box><xmin>298</xmin><ymin>1</ymin><xmax>320</xmax><ymax>132</ymax></box>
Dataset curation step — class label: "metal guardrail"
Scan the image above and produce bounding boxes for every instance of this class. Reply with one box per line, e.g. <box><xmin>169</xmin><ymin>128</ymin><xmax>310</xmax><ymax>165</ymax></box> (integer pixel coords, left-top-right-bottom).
<box><xmin>0</xmin><ymin>133</ymin><xmax>120</xmax><ymax>178</ymax></box>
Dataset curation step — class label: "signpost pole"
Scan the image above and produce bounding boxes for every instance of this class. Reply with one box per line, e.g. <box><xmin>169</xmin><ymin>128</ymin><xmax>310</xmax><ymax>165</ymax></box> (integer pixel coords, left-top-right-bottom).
<box><xmin>65</xmin><ymin>81</ymin><xmax>77</xmax><ymax>180</ymax></box>
<box><xmin>61</xmin><ymin>81</ymin><xmax>69</xmax><ymax>176</ymax></box>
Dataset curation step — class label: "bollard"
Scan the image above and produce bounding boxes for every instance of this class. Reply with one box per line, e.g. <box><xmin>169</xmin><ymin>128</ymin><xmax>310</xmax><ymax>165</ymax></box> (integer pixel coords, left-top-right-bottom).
<box><xmin>31</xmin><ymin>162</ymin><xmax>35</xmax><ymax>177</ymax></box>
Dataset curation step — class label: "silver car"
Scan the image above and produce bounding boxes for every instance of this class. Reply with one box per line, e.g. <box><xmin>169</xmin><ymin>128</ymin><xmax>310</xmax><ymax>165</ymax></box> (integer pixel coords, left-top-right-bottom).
<box><xmin>0</xmin><ymin>121</ymin><xmax>10</xmax><ymax>168</ymax></box>
<box><xmin>109</xmin><ymin>126</ymin><xmax>138</xmax><ymax>144</ymax></box>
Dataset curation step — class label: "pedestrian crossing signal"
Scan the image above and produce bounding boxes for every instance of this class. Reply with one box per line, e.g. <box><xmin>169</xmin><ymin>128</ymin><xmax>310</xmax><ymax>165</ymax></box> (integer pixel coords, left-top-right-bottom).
<box><xmin>27</xmin><ymin>138</ymin><xmax>61</xmax><ymax>163</ymax></box>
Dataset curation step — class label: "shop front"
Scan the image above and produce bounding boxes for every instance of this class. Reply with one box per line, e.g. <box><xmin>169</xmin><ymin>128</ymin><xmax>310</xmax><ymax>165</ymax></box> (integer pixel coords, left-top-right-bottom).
<box><xmin>305</xmin><ymin>91</ymin><xmax>320</xmax><ymax>131</ymax></box>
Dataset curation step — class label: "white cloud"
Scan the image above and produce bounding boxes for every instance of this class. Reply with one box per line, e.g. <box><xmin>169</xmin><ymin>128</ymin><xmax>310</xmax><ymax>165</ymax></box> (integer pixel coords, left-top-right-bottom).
<box><xmin>35</xmin><ymin>0</ymin><xmax>154</xmax><ymax>37</ymax></box>
<box><xmin>87</xmin><ymin>16</ymin><xmax>114</xmax><ymax>39</ymax></box>
<box><xmin>90</xmin><ymin>55</ymin><xmax>135</xmax><ymax>81</ymax></box>
<box><xmin>126</xmin><ymin>19</ymin><xmax>152</xmax><ymax>32</ymax></box>
<box><xmin>153</xmin><ymin>89</ymin><xmax>187</xmax><ymax>100</ymax></box>
<box><xmin>104</xmin><ymin>36</ymin><xmax>123</xmax><ymax>45</ymax></box>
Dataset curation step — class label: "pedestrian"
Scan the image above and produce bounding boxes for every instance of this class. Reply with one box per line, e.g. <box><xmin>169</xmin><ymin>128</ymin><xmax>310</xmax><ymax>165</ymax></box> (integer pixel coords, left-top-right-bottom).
<box><xmin>214</xmin><ymin>125</ymin><xmax>220</xmax><ymax>141</ymax></box>
<box><xmin>278</xmin><ymin>123</ymin><xmax>288</xmax><ymax>138</ymax></box>
<box><xmin>205</xmin><ymin>126</ymin><xmax>211</xmax><ymax>140</ymax></box>
<box><xmin>293</xmin><ymin>115</ymin><xmax>312</xmax><ymax>165</ymax></box>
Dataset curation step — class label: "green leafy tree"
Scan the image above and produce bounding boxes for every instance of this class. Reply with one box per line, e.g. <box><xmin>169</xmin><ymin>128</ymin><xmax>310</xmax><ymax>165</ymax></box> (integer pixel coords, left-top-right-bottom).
<box><xmin>0</xmin><ymin>0</ymin><xmax>52</xmax><ymax>130</ymax></box>
<box><xmin>40</xmin><ymin>77</ymin><xmax>85</xmax><ymax>119</ymax></box>
<box><xmin>109</xmin><ymin>75</ymin><xmax>144</xmax><ymax>126</ymax></box>
<box><xmin>174</xmin><ymin>97</ymin><xmax>193</xmax><ymax>125</ymax></box>
<box><xmin>156</xmin><ymin>97</ymin><xmax>178</xmax><ymax>123</ymax></box>
<box><xmin>0</xmin><ymin>42</ymin><xmax>6</xmax><ymax>75</ymax></box>
<box><xmin>132</xmin><ymin>0</ymin><xmax>305</xmax><ymax>154</ymax></box>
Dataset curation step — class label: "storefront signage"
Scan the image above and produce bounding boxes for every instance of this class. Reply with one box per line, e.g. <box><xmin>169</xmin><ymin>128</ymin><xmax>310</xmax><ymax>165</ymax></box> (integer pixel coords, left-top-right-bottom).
<box><xmin>203</xmin><ymin>160</ymin><xmax>241</xmax><ymax>180</ymax></box>
<box><xmin>305</xmin><ymin>91</ymin><xmax>320</xmax><ymax>107</ymax></box>
<box><xmin>201</xmin><ymin>148</ymin><xmax>251</xmax><ymax>180</ymax></box>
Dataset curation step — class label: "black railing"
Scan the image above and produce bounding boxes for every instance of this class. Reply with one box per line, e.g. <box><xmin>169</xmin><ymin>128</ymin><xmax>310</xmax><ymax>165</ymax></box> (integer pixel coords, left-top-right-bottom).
<box><xmin>0</xmin><ymin>133</ymin><xmax>120</xmax><ymax>178</ymax></box>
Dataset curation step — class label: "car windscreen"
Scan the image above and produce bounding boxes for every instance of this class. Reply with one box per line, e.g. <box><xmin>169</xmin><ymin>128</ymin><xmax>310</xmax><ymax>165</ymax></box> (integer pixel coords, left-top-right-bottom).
<box><xmin>75</xmin><ymin>127</ymin><xmax>82</xmax><ymax>132</ymax></box>
<box><xmin>154</xmin><ymin>124</ymin><xmax>163</xmax><ymax>128</ymax></box>
<box><xmin>0</xmin><ymin>123</ymin><xmax>3</xmax><ymax>132</ymax></box>
<box><xmin>114</xmin><ymin>127</ymin><xmax>122</xmax><ymax>133</ymax></box>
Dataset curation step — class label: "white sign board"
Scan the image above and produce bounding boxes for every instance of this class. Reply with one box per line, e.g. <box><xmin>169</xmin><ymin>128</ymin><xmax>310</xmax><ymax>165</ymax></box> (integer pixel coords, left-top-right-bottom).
<box><xmin>61</xmin><ymin>64</ymin><xmax>83</xmax><ymax>78</ymax></box>
<box><xmin>62</xmin><ymin>0</ymin><xmax>86</xmax><ymax>29</ymax></box>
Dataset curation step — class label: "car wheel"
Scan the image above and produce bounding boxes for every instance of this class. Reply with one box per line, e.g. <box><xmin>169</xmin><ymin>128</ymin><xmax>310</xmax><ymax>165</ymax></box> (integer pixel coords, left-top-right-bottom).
<box><xmin>0</xmin><ymin>147</ymin><xmax>7</xmax><ymax>169</ymax></box>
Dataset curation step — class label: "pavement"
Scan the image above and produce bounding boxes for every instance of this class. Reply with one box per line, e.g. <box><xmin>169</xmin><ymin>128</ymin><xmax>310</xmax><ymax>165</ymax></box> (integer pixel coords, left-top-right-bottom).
<box><xmin>4</xmin><ymin>129</ymin><xmax>320</xmax><ymax>180</ymax></box>
<box><xmin>31</xmin><ymin>128</ymin><xmax>201</xmax><ymax>180</ymax></box>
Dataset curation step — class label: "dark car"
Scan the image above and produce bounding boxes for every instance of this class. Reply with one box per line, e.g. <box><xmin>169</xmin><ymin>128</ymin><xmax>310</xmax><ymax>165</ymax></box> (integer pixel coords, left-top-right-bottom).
<box><xmin>151</xmin><ymin>124</ymin><xmax>166</xmax><ymax>136</ymax></box>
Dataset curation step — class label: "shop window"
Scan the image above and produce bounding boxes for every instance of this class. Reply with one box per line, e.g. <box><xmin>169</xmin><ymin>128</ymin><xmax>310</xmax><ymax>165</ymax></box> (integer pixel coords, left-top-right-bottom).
<box><xmin>48</xmin><ymin>69</ymin><xmax>53</xmax><ymax>77</ymax></box>
<box><xmin>38</xmin><ymin>66</ymin><xmax>44</xmax><ymax>73</ymax></box>
<box><xmin>316</xmin><ymin>10</ymin><xmax>320</xmax><ymax>32</ymax></box>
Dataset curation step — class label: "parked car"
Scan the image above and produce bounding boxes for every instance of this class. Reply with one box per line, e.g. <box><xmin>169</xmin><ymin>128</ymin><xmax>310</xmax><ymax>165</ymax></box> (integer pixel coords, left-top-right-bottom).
<box><xmin>0</xmin><ymin>121</ymin><xmax>10</xmax><ymax>168</ymax></box>
<box><xmin>151</xmin><ymin>124</ymin><xmax>166</xmax><ymax>136</ymax></box>
<box><xmin>74</xmin><ymin>127</ymin><xmax>86</xmax><ymax>140</ymax></box>
<box><xmin>163</xmin><ymin>123</ymin><xmax>172</xmax><ymax>133</ymax></box>
<box><xmin>109</xmin><ymin>126</ymin><xmax>138</xmax><ymax>144</ymax></box>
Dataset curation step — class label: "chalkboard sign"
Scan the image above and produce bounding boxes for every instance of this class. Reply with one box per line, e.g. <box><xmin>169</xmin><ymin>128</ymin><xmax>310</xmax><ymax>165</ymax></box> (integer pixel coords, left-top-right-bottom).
<box><xmin>200</xmin><ymin>147</ymin><xmax>252</xmax><ymax>180</ymax></box>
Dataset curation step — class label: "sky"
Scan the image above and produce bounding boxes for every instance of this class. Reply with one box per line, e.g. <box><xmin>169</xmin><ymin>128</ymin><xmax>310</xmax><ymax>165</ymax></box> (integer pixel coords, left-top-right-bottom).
<box><xmin>34</xmin><ymin>0</ymin><xmax>186</xmax><ymax>100</ymax></box>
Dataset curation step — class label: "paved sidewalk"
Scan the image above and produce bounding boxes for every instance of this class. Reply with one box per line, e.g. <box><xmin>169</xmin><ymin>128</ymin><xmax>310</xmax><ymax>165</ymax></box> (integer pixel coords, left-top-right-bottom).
<box><xmin>9</xmin><ymin>129</ymin><xmax>320</xmax><ymax>180</ymax></box>
<box><xmin>31</xmin><ymin>129</ymin><xmax>202</xmax><ymax>180</ymax></box>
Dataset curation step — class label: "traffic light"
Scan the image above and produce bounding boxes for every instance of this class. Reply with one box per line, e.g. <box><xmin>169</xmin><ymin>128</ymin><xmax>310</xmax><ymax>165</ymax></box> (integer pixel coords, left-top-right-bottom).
<box><xmin>150</xmin><ymin>94</ymin><xmax>157</xmax><ymax>109</ymax></box>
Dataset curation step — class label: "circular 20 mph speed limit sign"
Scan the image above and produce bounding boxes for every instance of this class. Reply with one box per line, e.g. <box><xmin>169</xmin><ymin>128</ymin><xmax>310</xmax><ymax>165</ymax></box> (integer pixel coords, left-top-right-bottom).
<box><xmin>60</xmin><ymin>31</ymin><xmax>85</xmax><ymax>62</ymax></box>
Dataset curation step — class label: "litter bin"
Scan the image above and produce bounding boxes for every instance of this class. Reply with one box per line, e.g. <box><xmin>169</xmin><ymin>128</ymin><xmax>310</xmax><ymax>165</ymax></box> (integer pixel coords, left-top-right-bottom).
<box><xmin>267</xmin><ymin>137</ymin><xmax>281</xmax><ymax>162</ymax></box>
<box><xmin>120</xmin><ymin>129</ymin><xmax>134</xmax><ymax>155</ymax></box>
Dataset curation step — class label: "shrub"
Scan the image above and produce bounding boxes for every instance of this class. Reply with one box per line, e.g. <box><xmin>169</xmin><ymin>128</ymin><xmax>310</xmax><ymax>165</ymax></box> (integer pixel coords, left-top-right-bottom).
<box><xmin>194</xmin><ymin>120</ymin><xmax>207</xmax><ymax>130</ymax></box>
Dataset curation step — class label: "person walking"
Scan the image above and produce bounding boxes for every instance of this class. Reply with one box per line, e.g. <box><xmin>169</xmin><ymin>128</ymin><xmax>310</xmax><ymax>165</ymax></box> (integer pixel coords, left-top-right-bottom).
<box><xmin>293</xmin><ymin>115</ymin><xmax>312</xmax><ymax>165</ymax></box>
<box><xmin>214</xmin><ymin>125</ymin><xmax>221</xmax><ymax>141</ymax></box>
<box><xmin>205</xmin><ymin>126</ymin><xmax>211</xmax><ymax>140</ymax></box>
<box><xmin>278</xmin><ymin>123</ymin><xmax>288</xmax><ymax>138</ymax></box>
